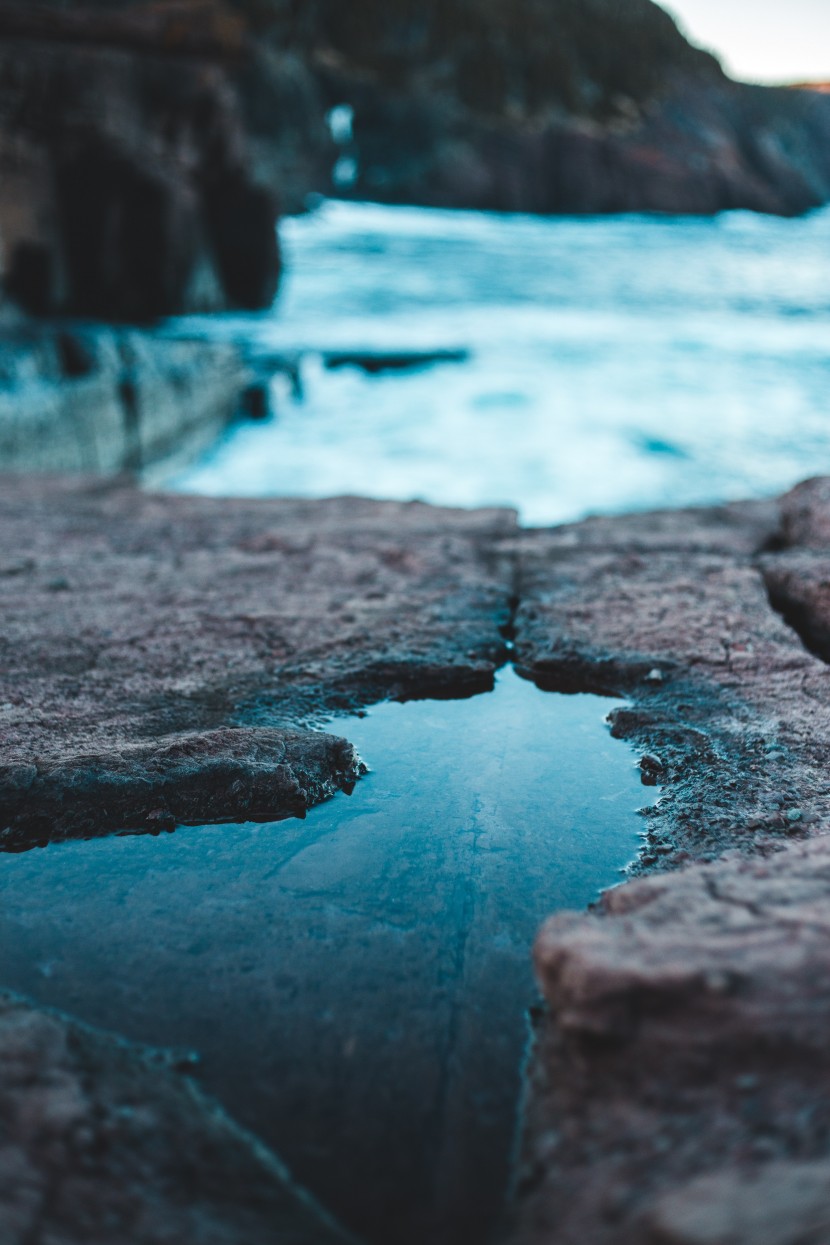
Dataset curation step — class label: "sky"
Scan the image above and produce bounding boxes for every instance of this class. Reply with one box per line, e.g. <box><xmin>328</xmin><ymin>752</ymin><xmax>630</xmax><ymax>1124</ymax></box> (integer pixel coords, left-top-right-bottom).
<box><xmin>663</xmin><ymin>0</ymin><xmax>830</xmax><ymax>83</ymax></box>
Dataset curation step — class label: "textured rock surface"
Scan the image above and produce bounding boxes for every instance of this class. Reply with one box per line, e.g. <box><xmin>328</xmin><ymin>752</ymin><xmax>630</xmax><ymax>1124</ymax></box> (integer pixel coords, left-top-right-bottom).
<box><xmin>512</xmin><ymin>840</ymin><xmax>830</xmax><ymax>1245</ymax></box>
<box><xmin>0</xmin><ymin>990</ymin><xmax>350</xmax><ymax>1244</ymax></box>
<box><xmin>0</xmin><ymin>323</ymin><xmax>249</xmax><ymax>474</ymax></box>
<box><xmin>0</xmin><ymin>477</ymin><xmax>515</xmax><ymax>847</ymax></box>
<box><xmin>509</xmin><ymin>476</ymin><xmax>830</xmax><ymax>1244</ymax></box>
<box><xmin>9</xmin><ymin>475</ymin><xmax>830</xmax><ymax>1242</ymax></box>
<box><xmin>511</xmin><ymin>495</ymin><xmax>830</xmax><ymax>865</ymax></box>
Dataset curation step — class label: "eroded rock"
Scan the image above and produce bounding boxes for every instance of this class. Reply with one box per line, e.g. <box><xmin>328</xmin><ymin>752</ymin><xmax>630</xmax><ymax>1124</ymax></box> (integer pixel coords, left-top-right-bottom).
<box><xmin>510</xmin><ymin>839</ymin><xmax>830</xmax><ymax>1244</ymax></box>
<box><xmin>0</xmin><ymin>477</ymin><xmax>515</xmax><ymax>846</ymax></box>
<box><xmin>10</xmin><ymin>476</ymin><xmax>830</xmax><ymax>1241</ymax></box>
<box><xmin>509</xmin><ymin>478</ymin><xmax>830</xmax><ymax>1243</ymax></box>
<box><xmin>0</xmin><ymin>990</ymin><xmax>350</xmax><ymax>1245</ymax></box>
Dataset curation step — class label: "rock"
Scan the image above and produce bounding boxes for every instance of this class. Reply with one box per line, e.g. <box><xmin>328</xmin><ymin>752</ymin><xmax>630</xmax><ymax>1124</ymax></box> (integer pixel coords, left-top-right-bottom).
<box><xmin>0</xmin><ymin>726</ymin><xmax>364</xmax><ymax>850</ymax></box>
<box><xmin>293</xmin><ymin>0</ymin><xmax>830</xmax><ymax>216</ymax></box>
<box><xmin>0</xmin><ymin>3</ymin><xmax>329</xmax><ymax>319</ymax></box>
<box><xmin>10</xmin><ymin>476</ymin><xmax>830</xmax><ymax>1242</ymax></box>
<box><xmin>0</xmin><ymin>990</ymin><xmax>350</xmax><ymax>1244</ymax></box>
<box><xmin>0</xmin><ymin>478</ymin><xmax>516</xmax><ymax>847</ymax></box>
<box><xmin>0</xmin><ymin>325</ymin><xmax>250</xmax><ymax>474</ymax></box>
<box><xmin>503</xmin><ymin>494</ymin><xmax>830</xmax><ymax>863</ymax></box>
<box><xmin>322</xmin><ymin>349</ymin><xmax>470</xmax><ymax>374</ymax></box>
<box><xmin>509</xmin><ymin>839</ymin><xmax>830</xmax><ymax>1244</ymax></box>
<box><xmin>505</xmin><ymin>478</ymin><xmax>830</xmax><ymax>1244</ymax></box>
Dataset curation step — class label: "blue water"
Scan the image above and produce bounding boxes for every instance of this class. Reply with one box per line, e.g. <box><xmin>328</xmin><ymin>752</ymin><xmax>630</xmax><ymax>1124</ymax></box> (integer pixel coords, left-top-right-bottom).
<box><xmin>0</xmin><ymin>672</ymin><xmax>649</xmax><ymax>1244</ymax></box>
<box><xmin>166</xmin><ymin>199</ymin><xmax>830</xmax><ymax>524</ymax></box>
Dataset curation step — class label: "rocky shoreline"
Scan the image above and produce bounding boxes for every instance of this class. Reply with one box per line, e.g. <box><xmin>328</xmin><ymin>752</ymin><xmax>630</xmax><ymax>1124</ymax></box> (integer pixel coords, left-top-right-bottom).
<box><xmin>0</xmin><ymin>320</ymin><xmax>255</xmax><ymax>476</ymax></box>
<box><xmin>3</xmin><ymin>475</ymin><xmax>830</xmax><ymax>1242</ymax></box>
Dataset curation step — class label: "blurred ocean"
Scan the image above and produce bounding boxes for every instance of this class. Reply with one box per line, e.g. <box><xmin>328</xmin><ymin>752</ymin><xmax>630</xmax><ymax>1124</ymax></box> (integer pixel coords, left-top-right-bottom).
<box><xmin>167</xmin><ymin>199</ymin><xmax>830</xmax><ymax>526</ymax></box>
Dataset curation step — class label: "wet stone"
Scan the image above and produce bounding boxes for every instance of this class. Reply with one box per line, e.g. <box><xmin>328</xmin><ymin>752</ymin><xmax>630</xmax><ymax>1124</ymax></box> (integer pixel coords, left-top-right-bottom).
<box><xmin>0</xmin><ymin>670</ymin><xmax>650</xmax><ymax>1245</ymax></box>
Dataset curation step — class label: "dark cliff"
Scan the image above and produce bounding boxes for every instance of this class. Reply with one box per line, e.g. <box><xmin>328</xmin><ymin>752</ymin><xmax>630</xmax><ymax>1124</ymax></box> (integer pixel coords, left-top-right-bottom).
<box><xmin>254</xmin><ymin>0</ymin><xmax>830</xmax><ymax>216</ymax></box>
<box><xmin>2</xmin><ymin>0</ymin><xmax>830</xmax><ymax>328</ymax></box>
<box><xmin>0</xmin><ymin>1</ymin><xmax>330</xmax><ymax>320</ymax></box>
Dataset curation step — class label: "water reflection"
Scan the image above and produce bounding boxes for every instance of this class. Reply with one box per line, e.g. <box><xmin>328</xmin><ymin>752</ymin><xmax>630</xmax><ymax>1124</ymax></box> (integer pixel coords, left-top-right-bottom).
<box><xmin>0</xmin><ymin>670</ymin><xmax>651</xmax><ymax>1244</ymax></box>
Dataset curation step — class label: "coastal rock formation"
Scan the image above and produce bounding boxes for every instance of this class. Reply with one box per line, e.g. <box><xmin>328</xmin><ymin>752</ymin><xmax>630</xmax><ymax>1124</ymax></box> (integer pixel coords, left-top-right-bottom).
<box><xmin>295</xmin><ymin>0</ymin><xmax>830</xmax><ymax>215</ymax></box>
<box><xmin>509</xmin><ymin>477</ymin><xmax>830</xmax><ymax>1244</ymax></box>
<box><xmin>0</xmin><ymin>321</ymin><xmax>250</xmax><ymax>473</ymax></box>
<box><xmin>512</xmin><ymin>838</ymin><xmax>830</xmax><ymax>1245</ymax></box>
<box><xmin>0</xmin><ymin>1</ymin><xmax>330</xmax><ymax>319</ymax></box>
<box><xmin>1</xmin><ymin>0</ymin><xmax>827</xmax><ymax>337</ymax></box>
<box><xmin>7</xmin><ymin>477</ymin><xmax>830</xmax><ymax>1240</ymax></box>
<box><xmin>0</xmin><ymin>478</ymin><xmax>515</xmax><ymax>848</ymax></box>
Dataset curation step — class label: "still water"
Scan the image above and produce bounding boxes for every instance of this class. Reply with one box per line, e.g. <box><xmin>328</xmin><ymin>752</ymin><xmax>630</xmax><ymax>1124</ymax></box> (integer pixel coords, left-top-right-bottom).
<box><xmin>168</xmin><ymin>199</ymin><xmax>830</xmax><ymax>524</ymax></box>
<box><xmin>0</xmin><ymin>672</ymin><xmax>648</xmax><ymax>1244</ymax></box>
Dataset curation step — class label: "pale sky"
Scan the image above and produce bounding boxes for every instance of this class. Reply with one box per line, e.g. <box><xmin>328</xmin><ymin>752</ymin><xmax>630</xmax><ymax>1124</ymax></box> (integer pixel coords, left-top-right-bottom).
<box><xmin>663</xmin><ymin>0</ymin><xmax>830</xmax><ymax>83</ymax></box>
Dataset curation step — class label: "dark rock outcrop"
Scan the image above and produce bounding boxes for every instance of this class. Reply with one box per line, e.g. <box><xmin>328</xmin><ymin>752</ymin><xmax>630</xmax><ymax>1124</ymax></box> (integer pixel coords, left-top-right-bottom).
<box><xmin>0</xmin><ymin>1</ymin><xmax>330</xmax><ymax>320</ymax></box>
<box><xmin>278</xmin><ymin>0</ymin><xmax>830</xmax><ymax>215</ymax></box>
<box><xmin>0</xmin><ymin>0</ymin><xmax>826</xmax><ymax>335</ymax></box>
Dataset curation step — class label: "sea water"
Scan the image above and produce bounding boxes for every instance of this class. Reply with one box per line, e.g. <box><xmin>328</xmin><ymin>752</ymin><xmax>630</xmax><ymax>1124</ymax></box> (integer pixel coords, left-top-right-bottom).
<box><xmin>166</xmin><ymin>199</ymin><xmax>830</xmax><ymax>524</ymax></box>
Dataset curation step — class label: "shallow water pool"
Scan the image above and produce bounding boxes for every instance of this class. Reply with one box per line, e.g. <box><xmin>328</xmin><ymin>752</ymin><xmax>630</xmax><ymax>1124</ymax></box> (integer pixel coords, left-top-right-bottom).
<box><xmin>0</xmin><ymin>671</ymin><xmax>650</xmax><ymax>1243</ymax></box>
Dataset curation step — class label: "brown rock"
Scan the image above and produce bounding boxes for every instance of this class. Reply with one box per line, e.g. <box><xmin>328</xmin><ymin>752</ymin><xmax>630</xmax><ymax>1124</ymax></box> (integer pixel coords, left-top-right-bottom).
<box><xmin>10</xmin><ymin>475</ymin><xmax>830</xmax><ymax>1243</ymax></box>
<box><xmin>510</xmin><ymin>839</ymin><xmax>830</xmax><ymax>1244</ymax></box>
<box><xmin>0</xmin><ymin>990</ymin><xmax>350</xmax><ymax>1244</ymax></box>
<box><xmin>507</xmin><ymin>478</ymin><xmax>830</xmax><ymax>1244</ymax></box>
<box><xmin>0</xmin><ymin>477</ymin><xmax>515</xmax><ymax>847</ymax></box>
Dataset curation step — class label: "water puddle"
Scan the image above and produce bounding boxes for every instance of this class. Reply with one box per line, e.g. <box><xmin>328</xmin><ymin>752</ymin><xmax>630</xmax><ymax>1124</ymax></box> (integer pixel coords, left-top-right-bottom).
<box><xmin>0</xmin><ymin>669</ymin><xmax>650</xmax><ymax>1244</ymax></box>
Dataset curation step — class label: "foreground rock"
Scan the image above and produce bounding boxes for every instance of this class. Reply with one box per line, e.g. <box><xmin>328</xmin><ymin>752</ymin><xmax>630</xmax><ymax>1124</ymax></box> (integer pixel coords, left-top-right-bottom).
<box><xmin>509</xmin><ymin>478</ymin><xmax>830</xmax><ymax>1244</ymax></box>
<box><xmin>0</xmin><ymin>990</ymin><xmax>349</xmax><ymax>1245</ymax></box>
<box><xmin>0</xmin><ymin>477</ymin><xmax>515</xmax><ymax>847</ymax></box>
<box><xmin>8</xmin><ymin>476</ymin><xmax>830</xmax><ymax>1241</ymax></box>
<box><xmin>513</xmin><ymin>838</ymin><xmax>830</xmax><ymax>1245</ymax></box>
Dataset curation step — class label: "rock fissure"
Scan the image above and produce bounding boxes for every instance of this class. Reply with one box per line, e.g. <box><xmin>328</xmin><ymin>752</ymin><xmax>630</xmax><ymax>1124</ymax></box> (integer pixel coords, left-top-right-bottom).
<box><xmin>8</xmin><ymin>478</ymin><xmax>830</xmax><ymax>1243</ymax></box>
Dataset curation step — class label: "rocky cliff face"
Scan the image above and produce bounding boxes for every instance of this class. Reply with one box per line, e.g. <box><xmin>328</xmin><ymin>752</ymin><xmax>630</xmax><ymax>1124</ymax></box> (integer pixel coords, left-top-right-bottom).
<box><xmin>268</xmin><ymin>0</ymin><xmax>830</xmax><ymax>216</ymax></box>
<box><xmin>1</xmin><ymin>0</ymin><xmax>828</xmax><ymax>332</ymax></box>
<box><xmin>0</xmin><ymin>1</ymin><xmax>330</xmax><ymax>320</ymax></box>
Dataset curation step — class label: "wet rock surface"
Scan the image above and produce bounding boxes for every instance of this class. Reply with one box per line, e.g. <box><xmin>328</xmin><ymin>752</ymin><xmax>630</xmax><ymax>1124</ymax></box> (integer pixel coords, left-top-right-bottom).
<box><xmin>0</xmin><ymin>322</ymin><xmax>250</xmax><ymax>475</ymax></box>
<box><xmin>508</xmin><ymin>476</ymin><xmax>830</xmax><ymax>1244</ymax></box>
<box><xmin>511</xmin><ymin>496</ymin><xmax>828</xmax><ymax>864</ymax></box>
<box><xmin>0</xmin><ymin>990</ymin><xmax>349</xmax><ymax>1245</ymax></box>
<box><xmin>0</xmin><ymin>476</ymin><xmax>515</xmax><ymax>848</ymax></box>
<box><xmin>8</xmin><ymin>475</ymin><xmax>830</xmax><ymax>1242</ymax></box>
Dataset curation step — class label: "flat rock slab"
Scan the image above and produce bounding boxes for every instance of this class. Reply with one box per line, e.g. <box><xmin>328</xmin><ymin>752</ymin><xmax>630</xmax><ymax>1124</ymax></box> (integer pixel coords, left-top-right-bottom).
<box><xmin>0</xmin><ymin>476</ymin><xmax>515</xmax><ymax>846</ymax></box>
<box><xmin>511</xmin><ymin>491</ymin><xmax>830</xmax><ymax>864</ymax></box>
<box><xmin>9</xmin><ymin>475</ymin><xmax>830</xmax><ymax>1243</ymax></box>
